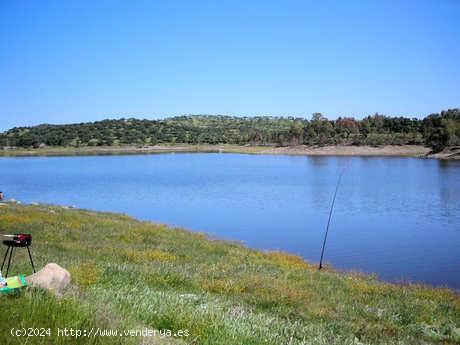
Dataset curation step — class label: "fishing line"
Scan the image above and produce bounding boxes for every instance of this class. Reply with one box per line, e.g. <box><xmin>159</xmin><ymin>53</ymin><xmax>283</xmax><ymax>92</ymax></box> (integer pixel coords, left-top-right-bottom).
<box><xmin>318</xmin><ymin>160</ymin><xmax>350</xmax><ymax>270</ymax></box>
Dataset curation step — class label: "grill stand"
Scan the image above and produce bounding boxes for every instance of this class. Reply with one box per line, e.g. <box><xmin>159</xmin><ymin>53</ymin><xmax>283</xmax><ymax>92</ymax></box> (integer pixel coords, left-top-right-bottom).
<box><xmin>1</xmin><ymin>243</ymin><xmax>36</xmax><ymax>278</ymax></box>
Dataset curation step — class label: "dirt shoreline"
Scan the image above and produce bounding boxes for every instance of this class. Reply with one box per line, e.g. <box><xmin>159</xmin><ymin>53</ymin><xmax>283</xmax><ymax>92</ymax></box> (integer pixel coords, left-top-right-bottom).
<box><xmin>1</xmin><ymin>144</ymin><xmax>459</xmax><ymax>159</ymax></box>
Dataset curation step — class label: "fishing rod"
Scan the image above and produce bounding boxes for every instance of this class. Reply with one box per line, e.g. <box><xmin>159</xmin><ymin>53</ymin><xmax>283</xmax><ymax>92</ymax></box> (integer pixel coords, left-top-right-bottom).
<box><xmin>318</xmin><ymin>161</ymin><xmax>350</xmax><ymax>270</ymax></box>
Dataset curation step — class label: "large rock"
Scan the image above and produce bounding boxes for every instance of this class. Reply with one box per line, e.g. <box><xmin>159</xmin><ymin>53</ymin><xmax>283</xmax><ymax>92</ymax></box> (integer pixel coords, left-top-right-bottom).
<box><xmin>26</xmin><ymin>263</ymin><xmax>71</xmax><ymax>296</ymax></box>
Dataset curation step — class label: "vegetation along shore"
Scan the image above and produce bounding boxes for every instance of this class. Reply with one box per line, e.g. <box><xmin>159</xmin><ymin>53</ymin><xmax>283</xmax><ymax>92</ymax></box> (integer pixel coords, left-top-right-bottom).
<box><xmin>1</xmin><ymin>109</ymin><xmax>459</xmax><ymax>159</ymax></box>
<box><xmin>1</xmin><ymin>144</ymin><xmax>459</xmax><ymax>160</ymax></box>
<box><xmin>0</xmin><ymin>202</ymin><xmax>459</xmax><ymax>344</ymax></box>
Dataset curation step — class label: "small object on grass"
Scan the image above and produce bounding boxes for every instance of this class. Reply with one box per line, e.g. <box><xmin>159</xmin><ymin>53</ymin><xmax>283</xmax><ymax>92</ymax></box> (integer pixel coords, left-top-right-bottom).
<box><xmin>0</xmin><ymin>271</ymin><xmax>7</xmax><ymax>287</ymax></box>
<box><xmin>26</xmin><ymin>263</ymin><xmax>71</xmax><ymax>296</ymax></box>
<box><xmin>0</xmin><ymin>274</ymin><xmax>27</xmax><ymax>295</ymax></box>
<box><xmin>1</xmin><ymin>233</ymin><xmax>36</xmax><ymax>277</ymax></box>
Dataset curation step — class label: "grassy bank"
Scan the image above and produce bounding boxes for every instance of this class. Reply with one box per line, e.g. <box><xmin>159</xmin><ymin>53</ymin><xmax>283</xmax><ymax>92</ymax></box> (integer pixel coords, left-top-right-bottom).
<box><xmin>0</xmin><ymin>203</ymin><xmax>459</xmax><ymax>344</ymax></box>
<box><xmin>0</xmin><ymin>144</ymin><xmax>268</xmax><ymax>157</ymax></box>
<box><xmin>0</xmin><ymin>143</ymin><xmax>449</xmax><ymax>158</ymax></box>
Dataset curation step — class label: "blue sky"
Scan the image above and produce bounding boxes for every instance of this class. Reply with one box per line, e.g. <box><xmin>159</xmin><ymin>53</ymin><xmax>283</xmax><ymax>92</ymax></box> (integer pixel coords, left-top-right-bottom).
<box><xmin>0</xmin><ymin>0</ymin><xmax>459</xmax><ymax>131</ymax></box>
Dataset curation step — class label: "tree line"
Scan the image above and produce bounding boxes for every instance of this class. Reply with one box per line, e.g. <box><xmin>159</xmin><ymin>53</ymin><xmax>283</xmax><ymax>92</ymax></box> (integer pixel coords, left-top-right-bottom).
<box><xmin>1</xmin><ymin>109</ymin><xmax>459</xmax><ymax>152</ymax></box>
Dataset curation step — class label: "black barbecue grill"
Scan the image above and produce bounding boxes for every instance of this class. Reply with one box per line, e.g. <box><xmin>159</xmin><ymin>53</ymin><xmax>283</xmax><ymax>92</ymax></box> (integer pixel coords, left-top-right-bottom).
<box><xmin>1</xmin><ymin>233</ymin><xmax>36</xmax><ymax>277</ymax></box>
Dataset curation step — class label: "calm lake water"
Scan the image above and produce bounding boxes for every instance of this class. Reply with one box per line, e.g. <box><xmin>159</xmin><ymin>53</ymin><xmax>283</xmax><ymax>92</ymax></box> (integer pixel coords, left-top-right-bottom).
<box><xmin>1</xmin><ymin>153</ymin><xmax>459</xmax><ymax>288</ymax></box>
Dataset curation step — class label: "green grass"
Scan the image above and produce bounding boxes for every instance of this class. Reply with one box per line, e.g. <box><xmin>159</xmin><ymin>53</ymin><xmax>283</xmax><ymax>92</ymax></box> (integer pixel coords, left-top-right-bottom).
<box><xmin>0</xmin><ymin>203</ymin><xmax>459</xmax><ymax>344</ymax></box>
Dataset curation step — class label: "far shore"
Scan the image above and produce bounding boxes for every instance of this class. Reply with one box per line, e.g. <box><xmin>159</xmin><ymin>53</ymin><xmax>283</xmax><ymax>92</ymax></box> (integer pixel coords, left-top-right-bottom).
<box><xmin>1</xmin><ymin>144</ymin><xmax>459</xmax><ymax>160</ymax></box>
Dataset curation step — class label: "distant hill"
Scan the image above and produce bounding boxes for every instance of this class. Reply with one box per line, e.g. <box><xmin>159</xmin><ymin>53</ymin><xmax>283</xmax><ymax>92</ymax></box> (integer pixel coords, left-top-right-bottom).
<box><xmin>1</xmin><ymin>110</ymin><xmax>459</xmax><ymax>152</ymax></box>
